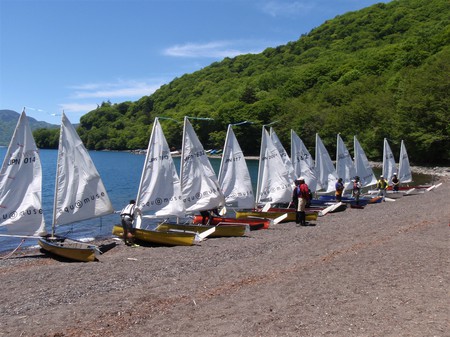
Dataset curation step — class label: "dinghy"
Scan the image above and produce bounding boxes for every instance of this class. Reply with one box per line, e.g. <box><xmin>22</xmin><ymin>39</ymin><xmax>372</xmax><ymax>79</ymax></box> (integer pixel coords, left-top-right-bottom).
<box><xmin>38</xmin><ymin>113</ymin><xmax>115</xmax><ymax>262</ymax></box>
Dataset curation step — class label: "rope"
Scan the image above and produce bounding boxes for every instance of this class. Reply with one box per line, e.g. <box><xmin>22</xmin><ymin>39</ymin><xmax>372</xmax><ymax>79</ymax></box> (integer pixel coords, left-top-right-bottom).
<box><xmin>0</xmin><ymin>239</ymin><xmax>25</xmax><ymax>260</ymax></box>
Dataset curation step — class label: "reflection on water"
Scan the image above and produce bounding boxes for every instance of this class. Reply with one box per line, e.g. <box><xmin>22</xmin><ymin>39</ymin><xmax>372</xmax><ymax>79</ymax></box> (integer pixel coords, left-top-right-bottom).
<box><xmin>0</xmin><ymin>147</ymin><xmax>438</xmax><ymax>252</ymax></box>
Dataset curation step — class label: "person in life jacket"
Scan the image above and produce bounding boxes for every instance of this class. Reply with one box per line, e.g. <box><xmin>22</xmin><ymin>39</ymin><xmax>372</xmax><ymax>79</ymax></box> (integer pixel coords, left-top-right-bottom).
<box><xmin>120</xmin><ymin>200</ymin><xmax>142</xmax><ymax>246</ymax></box>
<box><xmin>391</xmin><ymin>173</ymin><xmax>400</xmax><ymax>193</ymax></box>
<box><xmin>352</xmin><ymin>176</ymin><xmax>362</xmax><ymax>205</ymax></box>
<box><xmin>293</xmin><ymin>177</ymin><xmax>310</xmax><ymax>226</ymax></box>
<box><xmin>335</xmin><ymin>178</ymin><xmax>344</xmax><ymax>202</ymax></box>
<box><xmin>376</xmin><ymin>175</ymin><xmax>389</xmax><ymax>201</ymax></box>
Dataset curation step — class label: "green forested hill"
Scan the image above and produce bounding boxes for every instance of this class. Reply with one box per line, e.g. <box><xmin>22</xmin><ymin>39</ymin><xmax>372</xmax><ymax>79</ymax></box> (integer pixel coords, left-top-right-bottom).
<box><xmin>63</xmin><ymin>0</ymin><xmax>448</xmax><ymax>164</ymax></box>
<box><xmin>0</xmin><ymin>110</ymin><xmax>58</xmax><ymax>146</ymax></box>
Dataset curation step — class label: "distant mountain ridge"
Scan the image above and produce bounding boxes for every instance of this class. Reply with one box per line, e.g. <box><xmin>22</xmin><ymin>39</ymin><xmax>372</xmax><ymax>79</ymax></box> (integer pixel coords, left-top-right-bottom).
<box><xmin>0</xmin><ymin>109</ymin><xmax>58</xmax><ymax>146</ymax></box>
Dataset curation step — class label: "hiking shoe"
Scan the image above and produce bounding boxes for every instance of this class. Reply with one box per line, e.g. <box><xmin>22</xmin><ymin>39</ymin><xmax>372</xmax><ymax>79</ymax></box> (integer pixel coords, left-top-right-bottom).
<box><xmin>131</xmin><ymin>244</ymin><xmax>140</xmax><ymax>248</ymax></box>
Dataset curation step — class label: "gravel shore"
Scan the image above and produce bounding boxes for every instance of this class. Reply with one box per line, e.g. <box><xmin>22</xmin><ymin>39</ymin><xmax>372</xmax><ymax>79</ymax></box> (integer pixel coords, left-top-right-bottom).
<box><xmin>1</xmin><ymin>176</ymin><xmax>449</xmax><ymax>337</ymax></box>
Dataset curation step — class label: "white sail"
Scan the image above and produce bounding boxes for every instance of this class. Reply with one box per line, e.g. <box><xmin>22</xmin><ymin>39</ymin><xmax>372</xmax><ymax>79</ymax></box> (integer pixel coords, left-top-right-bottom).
<box><xmin>336</xmin><ymin>134</ymin><xmax>357</xmax><ymax>190</ymax></box>
<box><xmin>255</xmin><ymin>127</ymin><xmax>292</xmax><ymax>204</ymax></box>
<box><xmin>382</xmin><ymin>138</ymin><xmax>396</xmax><ymax>181</ymax></box>
<box><xmin>270</xmin><ymin>127</ymin><xmax>296</xmax><ymax>182</ymax></box>
<box><xmin>398</xmin><ymin>140</ymin><xmax>412</xmax><ymax>183</ymax></box>
<box><xmin>0</xmin><ymin>110</ymin><xmax>46</xmax><ymax>236</ymax></box>
<box><xmin>180</xmin><ymin>117</ymin><xmax>225</xmax><ymax>213</ymax></box>
<box><xmin>136</xmin><ymin>118</ymin><xmax>185</xmax><ymax>218</ymax></box>
<box><xmin>353</xmin><ymin>136</ymin><xmax>377</xmax><ymax>187</ymax></box>
<box><xmin>315</xmin><ymin>133</ymin><xmax>338</xmax><ymax>193</ymax></box>
<box><xmin>218</xmin><ymin>125</ymin><xmax>254</xmax><ymax>209</ymax></box>
<box><xmin>290</xmin><ymin>130</ymin><xmax>317</xmax><ymax>192</ymax></box>
<box><xmin>53</xmin><ymin>113</ymin><xmax>114</xmax><ymax>228</ymax></box>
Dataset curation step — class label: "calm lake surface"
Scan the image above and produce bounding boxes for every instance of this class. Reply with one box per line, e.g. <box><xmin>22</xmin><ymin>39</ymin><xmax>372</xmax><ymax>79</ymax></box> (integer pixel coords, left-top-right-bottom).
<box><xmin>0</xmin><ymin>147</ymin><xmax>434</xmax><ymax>253</ymax></box>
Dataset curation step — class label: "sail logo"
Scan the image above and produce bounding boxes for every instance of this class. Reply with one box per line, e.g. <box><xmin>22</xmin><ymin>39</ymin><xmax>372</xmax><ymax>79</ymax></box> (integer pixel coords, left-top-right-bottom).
<box><xmin>183</xmin><ymin>187</ymin><xmax>219</xmax><ymax>203</ymax></box>
<box><xmin>7</xmin><ymin>156</ymin><xmax>36</xmax><ymax>166</ymax></box>
<box><xmin>295</xmin><ymin>152</ymin><xmax>310</xmax><ymax>162</ymax></box>
<box><xmin>141</xmin><ymin>195</ymin><xmax>182</xmax><ymax>208</ymax></box>
<box><xmin>224</xmin><ymin>155</ymin><xmax>242</xmax><ymax>163</ymax></box>
<box><xmin>148</xmin><ymin>154</ymin><xmax>169</xmax><ymax>163</ymax></box>
<box><xmin>184</xmin><ymin>150</ymin><xmax>206</xmax><ymax>162</ymax></box>
<box><xmin>261</xmin><ymin>152</ymin><xmax>278</xmax><ymax>161</ymax></box>
<box><xmin>338</xmin><ymin>152</ymin><xmax>351</xmax><ymax>160</ymax></box>
<box><xmin>228</xmin><ymin>190</ymin><xmax>253</xmax><ymax>198</ymax></box>
<box><xmin>57</xmin><ymin>192</ymin><xmax>107</xmax><ymax>214</ymax></box>
<box><xmin>2</xmin><ymin>207</ymin><xmax>43</xmax><ymax>220</ymax></box>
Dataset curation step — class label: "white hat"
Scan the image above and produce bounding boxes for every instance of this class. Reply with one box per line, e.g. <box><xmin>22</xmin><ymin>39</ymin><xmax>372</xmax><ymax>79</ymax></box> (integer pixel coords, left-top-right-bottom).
<box><xmin>393</xmin><ymin>172</ymin><xmax>397</xmax><ymax>175</ymax></box>
<box><xmin>298</xmin><ymin>176</ymin><xmax>305</xmax><ymax>181</ymax></box>
<box><xmin>380</xmin><ymin>175</ymin><xmax>384</xmax><ymax>178</ymax></box>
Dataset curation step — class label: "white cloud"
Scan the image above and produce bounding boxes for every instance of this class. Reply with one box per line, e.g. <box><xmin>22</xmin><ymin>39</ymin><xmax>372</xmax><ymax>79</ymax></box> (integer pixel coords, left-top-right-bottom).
<box><xmin>59</xmin><ymin>103</ymin><xmax>98</xmax><ymax>114</ymax></box>
<box><xmin>70</xmin><ymin>80</ymin><xmax>163</xmax><ymax>99</ymax></box>
<box><xmin>261</xmin><ymin>1</ymin><xmax>314</xmax><ymax>17</ymax></box>
<box><xmin>164</xmin><ymin>40</ymin><xmax>265</xmax><ymax>58</ymax></box>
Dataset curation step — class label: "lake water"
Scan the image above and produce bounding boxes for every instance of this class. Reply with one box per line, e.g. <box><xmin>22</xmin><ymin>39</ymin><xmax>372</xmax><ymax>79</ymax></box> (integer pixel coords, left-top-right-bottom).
<box><xmin>0</xmin><ymin>147</ymin><xmax>434</xmax><ymax>253</ymax></box>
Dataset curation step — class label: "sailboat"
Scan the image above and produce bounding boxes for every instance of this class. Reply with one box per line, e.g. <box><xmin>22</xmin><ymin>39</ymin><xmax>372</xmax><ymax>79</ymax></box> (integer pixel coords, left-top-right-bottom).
<box><xmin>218</xmin><ymin>123</ymin><xmax>254</xmax><ymax>209</ymax></box>
<box><xmin>270</xmin><ymin>127</ymin><xmax>296</xmax><ymax>183</ymax></box>
<box><xmin>0</xmin><ymin>110</ymin><xmax>46</xmax><ymax>241</ymax></box>
<box><xmin>190</xmin><ymin>122</ymin><xmax>269</xmax><ymax>230</ymax></box>
<box><xmin>38</xmin><ymin>113</ymin><xmax>114</xmax><ymax>262</ymax></box>
<box><xmin>315</xmin><ymin>134</ymin><xmax>338</xmax><ymax>193</ymax></box>
<box><xmin>255</xmin><ymin>126</ymin><xmax>292</xmax><ymax>206</ymax></box>
<box><xmin>335</xmin><ymin>134</ymin><xmax>356</xmax><ymax>190</ymax></box>
<box><xmin>398</xmin><ymin>140</ymin><xmax>412</xmax><ymax>183</ymax></box>
<box><xmin>353</xmin><ymin>136</ymin><xmax>377</xmax><ymax>187</ymax></box>
<box><xmin>154</xmin><ymin>117</ymin><xmax>248</xmax><ymax>237</ymax></box>
<box><xmin>235</xmin><ymin>126</ymin><xmax>298</xmax><ymax>224</ymax></box>
<box><xmin>290</xmin><ymin>130</ymin><xmax>317</xmax><ymax>192</ymax></box>
<box><xmin>382</xmin><ymin>138</ymin><xmax>396</xmax><ymax>182</ymax></box>
<box><xmin>112</xmin><ymin>117</ymin><xmax>211</xmax><ymax>245</ymax></box>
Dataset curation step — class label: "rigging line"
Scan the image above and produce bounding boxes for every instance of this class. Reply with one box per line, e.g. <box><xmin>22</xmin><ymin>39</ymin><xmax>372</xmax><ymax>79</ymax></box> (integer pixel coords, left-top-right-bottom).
<box><xmin>231</xmin><ymin>121</ymin><xmax>253</xmax><ymax>126</ymax></box>
<box><xmin>262</xmin><ymin>121</ymin><xmax>279</xmax><ymax>127</ymax></box>
<box><xmin>0</xmin><ymin>239</ymin><xmax>25</xmax><ymax>260</ymax></box>
<box><xmin>156</xmin><ymin>116</ymin><xmax>182</xmax><ymax>123</ymax></box>
<box><xmin>185</xmin><ymin>116</ymin><xmax>214</xmax><ymax>121</ymax></box>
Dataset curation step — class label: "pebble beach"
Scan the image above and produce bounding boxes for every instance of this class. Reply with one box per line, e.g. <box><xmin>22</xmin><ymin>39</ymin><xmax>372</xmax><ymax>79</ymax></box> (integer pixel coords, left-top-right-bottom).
<box><xmin>0</xmin><ymin>172</ymin><xmax>449</xmax><ymax>337</ymax></box>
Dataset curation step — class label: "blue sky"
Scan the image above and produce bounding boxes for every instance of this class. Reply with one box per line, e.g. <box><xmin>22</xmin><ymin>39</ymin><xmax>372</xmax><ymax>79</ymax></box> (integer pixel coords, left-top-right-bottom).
<box><xmin>0</xmin><ymin>0</ymin><xmax>388</xmax><ymax>124</ymax></box>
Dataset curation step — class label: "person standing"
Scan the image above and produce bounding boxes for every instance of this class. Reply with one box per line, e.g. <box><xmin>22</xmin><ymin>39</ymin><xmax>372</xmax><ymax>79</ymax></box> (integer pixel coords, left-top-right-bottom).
<box><xmin>377</xmin><ymin>175</ymin><xmax>389</xmax><ymax>201</ymax></box>
<box><xmin>120</xmin><ymin>200</ymin><xmax>142</xmax><ymax>247</ymax></box>
<box><xmin>335</xmin><ymin>178</ymin><xmax>344</xmax><ymax>202</ymax></box>
<box><xmin>295</xmin><ymin>177</ymin><xmax>310</xmax><ymax>226</ymax></box>
<box><xmin>352</xmin><ymin>176</ymin><xmax>362</xmax><ymax>205</ymax></box>
<box><xmin>391</xmin><ymin>173</ymin><xmax>400</xmax><ymax>193</ymax></box>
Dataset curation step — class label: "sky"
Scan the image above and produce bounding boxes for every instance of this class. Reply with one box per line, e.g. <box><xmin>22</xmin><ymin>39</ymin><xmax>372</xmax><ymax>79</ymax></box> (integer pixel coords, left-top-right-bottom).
<box><xmin>0</xmin><ymin>0</ymin><xmax>389</xmax><ymax>124</ymax></box>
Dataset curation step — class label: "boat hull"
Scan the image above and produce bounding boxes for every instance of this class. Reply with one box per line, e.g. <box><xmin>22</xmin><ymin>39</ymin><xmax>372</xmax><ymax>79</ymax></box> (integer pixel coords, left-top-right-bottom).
<box><xmin>156</xmin><ymin>223</ymin><xmax>249</xmax><ymax>237</ymax></box>
<box><xmin>38</xmin><ymin>237</ymin><xmax>99</xmax><ymax>262</ymax></box>
<box><xmin>192</xmin><ymin>215</ymin><xmax>270</xmax><ymax>230</ymax></box>
<box><xmin>235</xmin><ymin>210</ymin><xmax>318</xmax><ymax>222</ymax></box>
<box><xmin>112</xmin><ymin>225</ymin><xmax>199</xmax><ymax>246</ymax></box>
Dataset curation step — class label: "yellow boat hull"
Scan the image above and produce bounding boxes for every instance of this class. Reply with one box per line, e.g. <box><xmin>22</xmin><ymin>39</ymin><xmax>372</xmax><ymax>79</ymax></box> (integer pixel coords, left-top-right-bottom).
<box><xmin>38</xmin><ymin>237</ymin><xmax>99</xmax><ymax>262</ymax></box>
<box><xmin>235</xmin><ymin>211</ymin><xmax>318</xmax><ymax>223</ymax></box>
<box><xmin>156</xmin><ymin>223</ymin><xmax>249</xmax><ymax>237</ymax></box>
<box><xmin>112</xmin><ymin>225</ymin><xmax>199</xmax><ymax>246</ymax></box>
